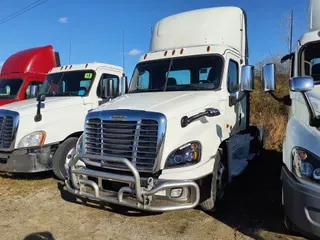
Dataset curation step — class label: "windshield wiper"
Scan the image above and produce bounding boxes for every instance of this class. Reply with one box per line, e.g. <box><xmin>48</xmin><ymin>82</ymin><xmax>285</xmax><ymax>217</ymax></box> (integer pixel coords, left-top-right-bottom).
<box><xmin>163</xmin><ymin>58</ymin><xmax>174</xmax><ymax>92</ymax></box>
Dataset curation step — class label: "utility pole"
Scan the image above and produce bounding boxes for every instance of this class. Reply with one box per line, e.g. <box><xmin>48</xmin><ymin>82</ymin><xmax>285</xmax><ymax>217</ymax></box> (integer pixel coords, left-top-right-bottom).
<box><xmin>69</xmin><ymin>41</ymin><xmax>72</xmax><ymax>64</ymax></box>
<box><xmin>289</xmin><ymin>9</ymin><xmax>294</xmax><ymax>54</ymax></box>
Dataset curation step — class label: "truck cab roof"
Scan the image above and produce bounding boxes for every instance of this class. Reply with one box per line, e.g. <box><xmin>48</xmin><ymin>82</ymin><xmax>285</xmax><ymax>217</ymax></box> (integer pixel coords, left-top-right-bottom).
<box><xmin>299</xmin><ymin>30</ymin><xmax>320</xmax><ymax>46</ymax></box>
<box><xmin>149</xmin><ymin>6</ymin><xmax>248</xmax><ymax>60</ymax></box>
<box><xmin>49</xmin><ymin>62</ymin><xmax>123</xmax><ymax>74</ymax></box>
<box><xmin>1</xmin><ymin>45</ymin><xmax>58</xmax><ymax>77</ymax></box>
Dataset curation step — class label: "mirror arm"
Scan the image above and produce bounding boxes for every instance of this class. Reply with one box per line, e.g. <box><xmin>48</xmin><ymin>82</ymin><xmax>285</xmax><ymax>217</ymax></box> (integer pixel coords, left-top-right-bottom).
<box><xmin>268</xmin><ymin>92</ymin><xmax>292</xmax><ymax>106</ymax></box>
<box><xmin>34</xmin><ymin>94</ymin><xmax>45</xmax><ymax>122</ymax></box>
<box><xmin>229</xmin><ymin>92</ymin><xmax>248</xmax><ymax>106</ymax></box>
<box><xmin>34</xmin><ymin>101</ymin><xmax>42</xmax><ymax>122</ymax></box>
<box><xmin>181</xmin><ymin>108</ymin><xmax>220</xmax><ymax>128</ymax></box>
<box><xmin>301</xmin><ymin>92</ymin><xmax>320</xmax><ymax>127</ymax></box>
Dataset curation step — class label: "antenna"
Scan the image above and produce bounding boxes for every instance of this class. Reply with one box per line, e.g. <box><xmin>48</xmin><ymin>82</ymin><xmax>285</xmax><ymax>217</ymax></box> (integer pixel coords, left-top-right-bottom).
<box><xmin>122</xmin><ymin>31</ymin><xmax>125</xmax><ymax>74</ymax></box>
<box><xmin>289</xmin><ymin>9</ymin><xmax>294</xmax><ymax>54</ymax></box>
<box><xmin>69</xmin><ymin>41</ymin><xmax>72</xmax><ymax>64</ymax></box>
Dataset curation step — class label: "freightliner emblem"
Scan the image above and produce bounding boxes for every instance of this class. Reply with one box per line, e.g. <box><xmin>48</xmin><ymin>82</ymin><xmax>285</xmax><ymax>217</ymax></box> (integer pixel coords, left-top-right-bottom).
<box><xmin>110</xmin><ymin>115</ymin><xmax>126</xmax><ymax>121</ymax></box>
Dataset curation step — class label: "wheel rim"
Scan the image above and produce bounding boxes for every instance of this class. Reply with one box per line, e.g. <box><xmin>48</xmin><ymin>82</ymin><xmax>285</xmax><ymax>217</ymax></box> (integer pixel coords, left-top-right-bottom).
<box><xmin>216</xmin><ymin>161</ymin><xmax>227</xmax><ymax>199</ymax></box>
<box><xmin>65</xmin><ymin>147</ymin><xmax>76</xmax><ymax>165</ymax></box>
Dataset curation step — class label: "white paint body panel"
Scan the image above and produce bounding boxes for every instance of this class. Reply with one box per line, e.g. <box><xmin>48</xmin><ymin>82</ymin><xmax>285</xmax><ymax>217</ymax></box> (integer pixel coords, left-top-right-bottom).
<box><xmin>150</xmin><ymin>7</ymin><xmax>247</xmax><ymax>58</ymax></box>
<box><xmin>0</xmin><ymin>63</ymin><xmax>123</xmax><ymax>149</ymax></box>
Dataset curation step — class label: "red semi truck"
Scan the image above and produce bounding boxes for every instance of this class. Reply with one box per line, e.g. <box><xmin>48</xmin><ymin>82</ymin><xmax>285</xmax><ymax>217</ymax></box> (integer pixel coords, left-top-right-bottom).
<box><xmin>0</xmin><ymin>45</ymin><xmax>60</xmax><ymax>105</ymax></box>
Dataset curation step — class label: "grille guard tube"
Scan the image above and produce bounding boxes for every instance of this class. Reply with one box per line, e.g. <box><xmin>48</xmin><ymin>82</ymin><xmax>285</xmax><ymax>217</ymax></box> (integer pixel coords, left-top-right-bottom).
<box><xmin>65</xmin><ymin>153</ymin><xmax>201</xmax><ymax>212</ymax></box>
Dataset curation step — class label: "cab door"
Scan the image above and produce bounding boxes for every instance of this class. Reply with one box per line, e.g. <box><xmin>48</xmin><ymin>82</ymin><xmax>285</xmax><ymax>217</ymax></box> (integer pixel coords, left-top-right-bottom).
<box><xmin>225</xmin><ymin>53</ymin><xmax>245</xmax><ymax>134</ymax></box>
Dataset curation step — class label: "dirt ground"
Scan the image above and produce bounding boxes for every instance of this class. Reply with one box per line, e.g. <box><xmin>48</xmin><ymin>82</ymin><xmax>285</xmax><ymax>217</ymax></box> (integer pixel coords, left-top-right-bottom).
<box><xmin>0</xmin><ymin>150</ymin><xmax>308</xmax><ymax>240</ymax></box>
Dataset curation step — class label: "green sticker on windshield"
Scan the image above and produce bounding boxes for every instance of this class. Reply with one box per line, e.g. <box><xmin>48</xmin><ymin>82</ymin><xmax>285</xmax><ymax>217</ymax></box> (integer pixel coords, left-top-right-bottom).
<box><xmin>84</xmin><ymin>73</ymin><xmax>93</xmax><ymax>79</ymax></box>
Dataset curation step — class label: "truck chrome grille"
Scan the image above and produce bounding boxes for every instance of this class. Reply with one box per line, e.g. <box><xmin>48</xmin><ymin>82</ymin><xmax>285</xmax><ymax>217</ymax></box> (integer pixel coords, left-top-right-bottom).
<box><xmin>85</xmin><ymin>117</ymin><xmax>161</xmax><ymax>171</ymax></box>
<box><xmin>0</xmin><ymin>110</ymin><xmax>19</xmax><ymax>151</ymax></box>
<box><xmin>0</xmin><ymin>116</ymin><xmax>14</xmax><ymax>148</ymax></box>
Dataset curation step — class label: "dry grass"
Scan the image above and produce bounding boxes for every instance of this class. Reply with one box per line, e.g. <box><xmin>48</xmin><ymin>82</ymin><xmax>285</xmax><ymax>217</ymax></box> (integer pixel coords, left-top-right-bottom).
<box><xmin>0</xmin><ymin>172</ymin><xmax>56</xmax><ymax>196</ymax></box>
<box><xmin>251</xmin><ymin>75</ymin><xmax>289</xmax><ymax>151</ymax></box>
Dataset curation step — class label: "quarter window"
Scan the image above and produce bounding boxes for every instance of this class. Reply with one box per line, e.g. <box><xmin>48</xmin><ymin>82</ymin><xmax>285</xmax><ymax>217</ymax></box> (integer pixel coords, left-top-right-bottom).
<box><xmin>97</xmin><ymin>74</ymin><xmax>119</xmax><ymax>98</ymax></box>
<box><xmin>227</xmin><ymin>60</ymin><xmax>239</xmax><ymax>93</ymax></box>
<box><xmin>25</xmin><ymin>81</ymin><xmax>42</xmax><ymax>99</ymax></box>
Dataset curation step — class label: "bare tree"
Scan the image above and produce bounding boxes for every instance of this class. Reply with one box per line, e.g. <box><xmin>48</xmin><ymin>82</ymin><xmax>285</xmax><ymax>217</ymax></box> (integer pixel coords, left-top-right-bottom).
<box><xmin>255</xmin><ymin>10</ymin><xmax>295</xmax><ymax>77</ymax></box>
<box><xmin>255</xmin><ymin>53</ymin><xmax>290</xmax><ymax>77</ymax></box>
<box><xmin>278</xmin><ymin>10</ymin><xmax>294</xmax><ymax>53</ymax></box>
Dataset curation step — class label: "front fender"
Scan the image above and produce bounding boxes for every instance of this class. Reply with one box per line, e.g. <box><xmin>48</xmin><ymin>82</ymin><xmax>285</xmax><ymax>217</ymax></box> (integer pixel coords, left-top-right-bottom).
<box><xmin>15</xmin><ymin>104</ymin><xmax>86</xmax><ymax>148</ymax></box>
<box><xmin>283</xmin><ymin>117</ymin><xmax>320</xmax><ymax>171</ymax></box>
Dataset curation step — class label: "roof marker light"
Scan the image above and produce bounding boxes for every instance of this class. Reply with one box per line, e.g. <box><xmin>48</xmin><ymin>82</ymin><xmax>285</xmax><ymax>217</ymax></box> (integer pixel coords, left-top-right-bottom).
<box><xmin>69</xmin><ymin>65</ymin><xmax>72</xmax><ymax>69</ymax></box>
<box><xmin>60</xmin><ymin>66</ymin><xmax>63</xmax><ymax>70</ymax></box>
<box><xmin>207</xmin><ymin>46</ymin><xmax>211</xmax><ymax>52</ymax></box>
<box><xmin>164</xmin><ymin>51</ymin><xmax>168</xmax><ymax>56</ymax></box>
<box><xmin>85</xmin><ymin>64</ymin><xmax>88</xmax><ymax>68</ymax></box>
<box><xmin>180</xmin><ymin>49</ymin><xmax>184</xmax><ymax>54</ymax></box>
<box><xmin>144</xmin><ymin>54</ymin><xmax>147</xmax><ymax>60</ymax></box>
<box><xmin>65</xmin><ymin>66</ymin><xmax>68</xmax><ymax>70</ymax></box>
<box><xmin>172</xmin><ymin>50</ymin><xmax>176</xmax><ymax>56</ymax></box>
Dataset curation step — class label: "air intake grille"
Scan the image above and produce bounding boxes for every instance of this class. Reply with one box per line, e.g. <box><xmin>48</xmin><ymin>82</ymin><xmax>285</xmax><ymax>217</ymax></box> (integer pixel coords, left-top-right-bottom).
<box><xmin>0</xmin><ymin>116</ymin><xmax>14</xmax><ymax>149</ymax></box>
<box><xmin>85</xmin><ymin>118</ymin><xmax>159</xmax><ymax>171</ymax></box>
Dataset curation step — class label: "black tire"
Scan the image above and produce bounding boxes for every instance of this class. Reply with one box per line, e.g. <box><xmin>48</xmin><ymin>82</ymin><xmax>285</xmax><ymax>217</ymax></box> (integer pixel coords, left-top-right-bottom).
<box><xmin>200</xmin><ymin>148</ymin><xmax>228</xmax><ymax>212</ymax></box>
<box><xmin>52</xmin><ymin>137</ymin><xmax>78</xmax><ymax>180</ymax></box>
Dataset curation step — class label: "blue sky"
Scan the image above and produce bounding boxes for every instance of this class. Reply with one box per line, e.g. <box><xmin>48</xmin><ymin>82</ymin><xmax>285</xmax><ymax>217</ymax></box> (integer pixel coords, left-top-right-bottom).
<box><xmin>0</xmin><ymin>0</ymin><xmax>309</xmax><ymax>77</ymax></box>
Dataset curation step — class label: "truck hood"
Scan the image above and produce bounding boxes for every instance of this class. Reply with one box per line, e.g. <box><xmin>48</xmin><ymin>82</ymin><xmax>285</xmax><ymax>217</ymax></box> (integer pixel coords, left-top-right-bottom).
<box><xmin>0</xmin><ymin>97</ymin><xmax>84</xmax><ymax>117</ymax></box>
<box><xmin>93</xmin><ymin>91</ymin><xmax>224</xmax><ymax>119</ymax></box>
<box><xmin>0</xmin><ymin>99</ymin><xmax>17</xmax><ymax>106</ymax></box>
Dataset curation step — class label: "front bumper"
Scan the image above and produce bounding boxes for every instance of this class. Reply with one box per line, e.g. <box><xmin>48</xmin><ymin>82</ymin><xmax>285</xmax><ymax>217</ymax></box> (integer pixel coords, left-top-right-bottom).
<box><xmin>282</xmin><ymin>166</ymin><xmax>320</xmax><ymax>239</ymax></box>
<box><xmin>0</xmin><ymin>146</ymin><xmax>52</xmax><ymax>173</ymax></box>
<box><xmin>66</xmin><ymin>154</ymin><xmax>200</xmax><ymax>212</ymax></box>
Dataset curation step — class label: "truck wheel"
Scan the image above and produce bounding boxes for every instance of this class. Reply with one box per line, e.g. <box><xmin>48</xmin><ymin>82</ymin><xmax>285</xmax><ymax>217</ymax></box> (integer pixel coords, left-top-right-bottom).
<box><xmin>200</xmin><ymin>149</ymin><xmax>228</xmax><ymax>212</ymax></box>
<box><xmin>53</xmin><ymin>137</ymin><xmax>78</xmax><ymax>180</ymax></box>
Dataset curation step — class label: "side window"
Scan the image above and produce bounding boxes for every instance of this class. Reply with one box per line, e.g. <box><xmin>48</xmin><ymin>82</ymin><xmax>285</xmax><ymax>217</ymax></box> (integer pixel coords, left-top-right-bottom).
<box><xmin>227</xmin><ymin>60</ymin><xmax>239</xmax><ymax>93</ymax></box>
<box><xmin>25</xmin><ymin>81</ymin><xmax>42</xmax><ymax>99</ymax></box>
<box><xmin>97</xmin><ymin>74</ymin><xmax>119</xmax><ymax>98</ymax></box>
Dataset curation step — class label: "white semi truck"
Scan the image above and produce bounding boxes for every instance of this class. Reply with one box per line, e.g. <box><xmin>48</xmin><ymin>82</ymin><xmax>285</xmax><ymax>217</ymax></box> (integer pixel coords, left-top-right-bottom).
<box><xmin>66</xmin><ymin>7</ymin><xmax>262</xmax><ymax>212</ymax></box>
<box><xmin>262</xmin><ymin>0</ymin><xmax>320</xmax><ymax>238</ymax></box>
<box><xmin>0</xmin><ymin>62</ymin><xmax>124</xmax><ymax>180</ymax></box>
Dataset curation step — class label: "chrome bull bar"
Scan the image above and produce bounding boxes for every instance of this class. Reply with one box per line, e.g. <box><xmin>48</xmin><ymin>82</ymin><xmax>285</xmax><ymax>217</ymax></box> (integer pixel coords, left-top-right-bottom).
<box><xmin>65</xmin><ymin>153</ymin><xmax>200</xmax><ymax>212</ymax></box>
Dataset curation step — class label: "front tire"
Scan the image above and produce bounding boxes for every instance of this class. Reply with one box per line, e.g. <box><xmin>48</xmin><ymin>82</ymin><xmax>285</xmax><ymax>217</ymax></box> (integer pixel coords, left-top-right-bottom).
<box><xmin>52</xmin><ymin>137</ymin><xmax>78</xmax><ymax>180</ymax></box>
<box><xmin>200</xmin><ymin>148</ymin><xmax>228</xmax><ymax>212</ymax></box>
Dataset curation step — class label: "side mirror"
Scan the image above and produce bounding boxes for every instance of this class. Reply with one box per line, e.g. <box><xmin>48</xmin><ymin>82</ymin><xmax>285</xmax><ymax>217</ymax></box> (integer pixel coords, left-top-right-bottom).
<box><xmin>240</xmin><ymin>65</ymin><xmax>254</xmax><ymax>92</ymax></box>
<box><xmin>290</xmin><ymin>76</ymin><xmax>319</xmax><ymax>127</ymax></box>
<box><xmin>262</xmin><ymin>63</ymin><xmax>276</xmax><ymax>92</ymax></box>
<box><xmin>290</xmin><ymin>76</ymin><xmax>314</xmax><ymax>92</ymax></box>
<box><xmin>119</xmin><ymin>75</ymin><xmax>127</xmax><ymax>96</ymax></box>
<box><xmin>30</xmin><ymin>85</ymin><xmax>40</xmax><ymax>98</ymax></box>
<box><xmin>103</xmin><ymin>78</ymin><xmax>115</xmax><ymax>99</ymax></box>
<box><xmin>36</xmin><ymin>94</ymin><xmax>46</xmax><ymax>102</ymax></box>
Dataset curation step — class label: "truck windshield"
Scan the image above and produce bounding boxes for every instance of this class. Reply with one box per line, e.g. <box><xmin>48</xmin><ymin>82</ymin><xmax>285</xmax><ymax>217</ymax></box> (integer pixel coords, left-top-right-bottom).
<box><xmin>0</xmin><ymin>78</ymin><xmax>23</xmax><ymax>99</ymax></box>
<box><xmin>300</xmin><ymin>42</ymin><xmax>320</xmax><ymax>84</ymax></box>
<box><xmin>39</xmin><ymin>70</ymin><xmax>95</xmax><ymax>97</ymax></box>
<box><xmin>129</xmin><ymin>55</ymin><xmax>223</xmax><ymax>93</ymax></box>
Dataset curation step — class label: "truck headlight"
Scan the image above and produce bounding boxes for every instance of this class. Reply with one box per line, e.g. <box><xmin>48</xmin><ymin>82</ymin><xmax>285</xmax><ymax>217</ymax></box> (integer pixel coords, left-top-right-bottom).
<box><xmin>17</xmin><ymin>131</ymin><xmax>46</xmax><ymax>148</ymax></box>
<box><xmin>292</xmin><ymin>147</ymin><xmax>320</xmax><ymax>183</ymax></box>
<box><xmin>76</xmin><ymin>134</ymin><xmax>84</xmax><ymax>154</ymax></box>
<box><xmin>165</xmin><ymin>141</ymin><xmax>201</xmax><ymax>168</ymax></box>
